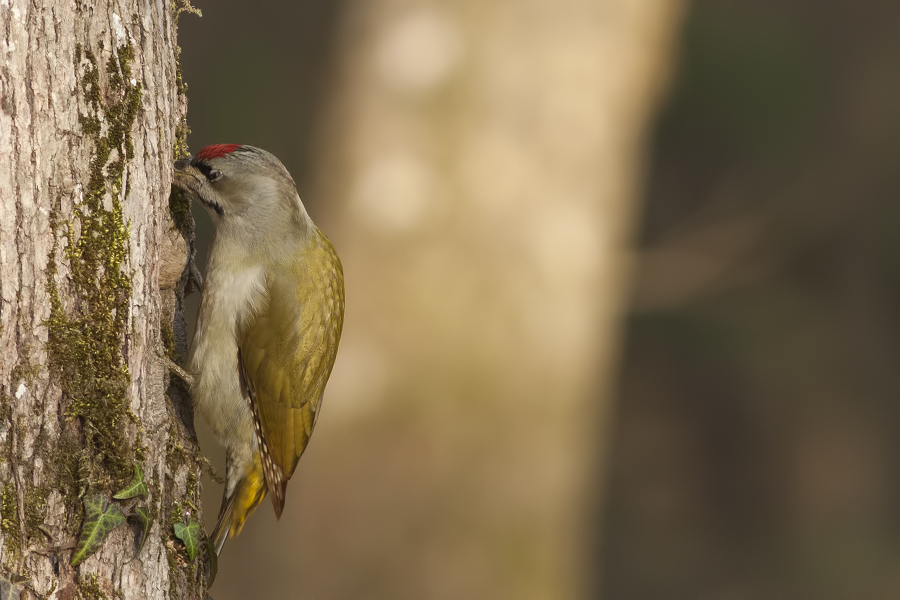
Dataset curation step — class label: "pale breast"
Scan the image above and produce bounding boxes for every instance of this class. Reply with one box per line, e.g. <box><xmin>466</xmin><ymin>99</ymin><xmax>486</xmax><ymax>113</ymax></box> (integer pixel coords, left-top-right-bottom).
<box><xmin>189</xmin><ymin>262</ymin><xmax>267</xmax><ymax>450</ymax></box>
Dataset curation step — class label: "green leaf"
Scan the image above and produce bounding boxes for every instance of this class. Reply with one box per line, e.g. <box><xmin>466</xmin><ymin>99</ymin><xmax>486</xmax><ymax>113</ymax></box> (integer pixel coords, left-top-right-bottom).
<box><xmin>113</xmin><ymin>465</ymin><xmax>148</xmax><ymax>500</ymax></box>
<box><xmin>71</xmin><ymin>495</ymin><xmax>127</xmax><ymax>566</ymax></box>
<box><xmin>134</xmin><ymin>507</ymin><xmax>152</xmax><ymax>556</ymax></box>
<box><xmin>173</xmin><ymin>520</ymin><xmax>201</xmax><ymax>560</ymax></box>
<box><xmin>0</xmin><ymin>574</ymin><xmax>25</xmax><ymax>600</ymax></box>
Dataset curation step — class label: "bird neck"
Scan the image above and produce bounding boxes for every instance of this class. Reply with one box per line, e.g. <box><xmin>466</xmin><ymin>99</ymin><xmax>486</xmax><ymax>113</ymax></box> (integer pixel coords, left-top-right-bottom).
<box><xmin>210</xmin><ymin>208</ymin><xmax>316</xmax><ymax>270</ymax></box>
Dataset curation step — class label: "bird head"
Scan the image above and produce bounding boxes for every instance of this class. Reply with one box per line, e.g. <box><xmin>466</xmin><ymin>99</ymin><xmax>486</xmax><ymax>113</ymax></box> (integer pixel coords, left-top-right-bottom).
<box><xmin>174</xmin><ymin>144</ymin><xmax>312</xmax><ymax>239</ymax></box>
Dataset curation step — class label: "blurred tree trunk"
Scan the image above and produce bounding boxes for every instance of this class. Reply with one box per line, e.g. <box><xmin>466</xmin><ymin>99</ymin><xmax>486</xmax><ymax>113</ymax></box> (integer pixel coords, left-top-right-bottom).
<box><xmin>0</xmin><ymin>1</ymin><xmax>205</xmax><ymax>598</ymax></box>
<box><xmin>305</xmin><ymin>0</ymin><xmax>685</xmax><ymax>597</ymax></box>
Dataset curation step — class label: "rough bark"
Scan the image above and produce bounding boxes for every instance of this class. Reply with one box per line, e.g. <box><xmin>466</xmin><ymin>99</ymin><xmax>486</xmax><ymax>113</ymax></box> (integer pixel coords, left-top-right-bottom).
<box><xmin>0</xmin><ymin>1</ymin><xmax>205</xmax><ymax>598</ymax></box>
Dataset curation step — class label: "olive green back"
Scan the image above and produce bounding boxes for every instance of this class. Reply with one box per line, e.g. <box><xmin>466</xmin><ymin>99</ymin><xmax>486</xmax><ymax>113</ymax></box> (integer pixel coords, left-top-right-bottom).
<box><xmin>239</xmin><ymin>230</ymin><xmax>344</xmax><ymax>491</ymax></box>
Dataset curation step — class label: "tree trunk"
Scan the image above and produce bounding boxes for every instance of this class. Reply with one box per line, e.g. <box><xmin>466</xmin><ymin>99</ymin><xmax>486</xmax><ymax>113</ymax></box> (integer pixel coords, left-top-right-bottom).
<box><xmin>0</xmin><ymin>1</ymin><xmax>206</xmax><ymax>598</ymax></box>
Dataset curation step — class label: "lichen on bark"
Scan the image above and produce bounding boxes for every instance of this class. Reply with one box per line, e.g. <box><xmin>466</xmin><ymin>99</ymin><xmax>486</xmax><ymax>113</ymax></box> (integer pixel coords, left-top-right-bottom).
<box><xmin>46</xmin><ymin>42</ymin><xmax>143</xmax><ymax>496</ymax></box>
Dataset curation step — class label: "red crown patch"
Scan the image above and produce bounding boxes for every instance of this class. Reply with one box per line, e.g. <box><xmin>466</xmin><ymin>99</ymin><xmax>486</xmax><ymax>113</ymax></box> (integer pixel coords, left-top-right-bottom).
<box><xmin>195</xmin><ymin>144</ymin><xmax>242</xmax><ymax>161</ymax></box>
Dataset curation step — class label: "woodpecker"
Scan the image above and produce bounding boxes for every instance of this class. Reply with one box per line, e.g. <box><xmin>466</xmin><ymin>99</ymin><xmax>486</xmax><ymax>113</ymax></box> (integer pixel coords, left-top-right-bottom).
<box><xmin>173</xmin><ymin>144</ymin><xmax>344</xmax><ymax>554</ymax></box>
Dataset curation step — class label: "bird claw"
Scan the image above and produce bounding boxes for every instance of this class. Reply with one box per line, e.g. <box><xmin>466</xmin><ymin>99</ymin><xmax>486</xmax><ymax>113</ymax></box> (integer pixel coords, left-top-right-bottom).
<box><xmin>158</xmin><ymin>350</ymin><xmax>194</xmax><ymax>388</ymax></box>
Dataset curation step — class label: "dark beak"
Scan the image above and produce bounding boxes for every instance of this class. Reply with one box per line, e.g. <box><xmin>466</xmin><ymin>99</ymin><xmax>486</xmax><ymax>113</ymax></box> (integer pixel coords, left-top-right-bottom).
<box><xmin>172</xmin><ymin>156</ymin><xmax>200</xmax><ymax>196</ymax></box>
<box><xmin>174</xmin><ymin>156</ymin><xmax>193</xmax><ymax>172</ymax></box>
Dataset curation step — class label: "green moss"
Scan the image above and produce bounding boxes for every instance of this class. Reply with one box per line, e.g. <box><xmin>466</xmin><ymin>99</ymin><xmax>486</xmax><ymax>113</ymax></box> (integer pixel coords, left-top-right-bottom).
<box><xmin>133</xmin><ymin>429</ymin><xmax>146</xmax><ymax>464</ymax></box>
<box><xmin>1</xmin><ymin>485</ymin><xmax>19</xmax><ymax>562</ymax></box>
<box><xmin>162</xmin><ymin>424</ymin><xmax>204</xmax><ymax>594</ymax></box>
<box><xmin>46</xmin><ymin>43</ymin><xmax>143</xmax><ymax>495</ymax></box>
<box><xmin>165</xmin><ymin>541</ymin><xmax>181</xmax><ymax>597</ymax></box>
<box><xmin>165</xmin><ymin>425</ymin><xmax>186</xmax><ymax>467</ymax></box>
<box><xmin>169</xmin><ymin>0</ymin><xmax>203</xmax><ymax>239</ymax></box>
<box><xmin>47</xmin><ymin>428</ymin><xmax>89</xmax><ymax>514</ymax></box>
<box><xmin>76</xmin><ymin>573</ymin><xmax>109</xmax><ymax>600</ymax></box>
<box><xmin>171</xmin><ymin>0</ymin><xmax>201</xmax><ymax>97</ymax></box>
<box><xmin>0</xmin><ymin>395</ymin><xmax>9</xmax><ymax>430</ymax></box>
<box><xmin>160</xmin><ymin>323</ymin><xmax>181</xmax><ymax>366</ymax></box>
<box><xmin>23</xmin><ymin>485</ymin><xmax>49</xmax><ymax>538</ymax></box>
<box><xmin>173</xmin><ymin>122</ymin><xmax>190</xmax><ymax>161</ymax></box>
<box><xmin>171</xmin><ymin>0</ymin><xmax>202</xmax><ymax>22</ymax></box>
<box><xmin>0</xmin><ymin>484</ymin><xmax>41</xmax><ymax>572</ymax></box>
<box><xmin>0</xmin><ymin>411</ymin><xmax>50</xmax><ymax>571</ymax></box>
<box><xmin>163</xmin><ymin>441</ymin><xmax>194</xmax><ymax>520</ymax></box>
<box><xmin>168</xmin><ymin>186</ymin><xmax>192</xmax><ymax>240</ymax></box>
<box><xmin>170</xmin><ymin>1</ymin><xmax>199</xmax><ymax>236</ymax></box>
<box><xmin>181</xmin><ymin>470</ymin><xmax>200</xmax><ymax>515</ymax></box>
<box><xmin>20</xmin><ymin>430</ymin><xmax>52</xmax><ymax>547</ymax></box>
<box><xmin>171</xmin><ymin>1</ymin><xmax>199</xmax><ymax>149</ymax></box>
<box><xmin>9</xmin><ymin>342</ymin><xmax>38</xmax><ymax>390</ymax></box>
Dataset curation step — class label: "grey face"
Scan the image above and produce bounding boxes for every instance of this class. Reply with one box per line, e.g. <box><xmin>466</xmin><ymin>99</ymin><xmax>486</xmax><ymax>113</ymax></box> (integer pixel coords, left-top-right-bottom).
<box><xmin>173</xmin><ymin>145</ymin><xmax>303</xmax><ymax>224</ymax></box>
<box><xmin>173</xmin><ymin>155</ymin><xmax>227</xmax><ymax>216</ymax></box>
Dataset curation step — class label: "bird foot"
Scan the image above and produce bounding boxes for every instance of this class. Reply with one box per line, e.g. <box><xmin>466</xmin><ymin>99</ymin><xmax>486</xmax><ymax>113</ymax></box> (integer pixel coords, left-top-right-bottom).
<box><xmin>158</xmin><ymin>351</ymin><xmax>194</xmax><ymax>388</ymax></box>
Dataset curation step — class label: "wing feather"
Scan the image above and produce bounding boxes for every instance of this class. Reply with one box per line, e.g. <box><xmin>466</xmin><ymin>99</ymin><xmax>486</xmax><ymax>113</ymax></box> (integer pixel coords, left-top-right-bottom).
<box><xmin>239</xmin><ymin>232</ymin><xmax>344</xmax><ymax>517</ymax></box>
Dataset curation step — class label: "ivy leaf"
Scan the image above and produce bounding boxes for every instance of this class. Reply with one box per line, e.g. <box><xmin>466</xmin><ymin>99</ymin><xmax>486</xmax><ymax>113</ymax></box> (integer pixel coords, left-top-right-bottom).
<box><xmin>134</xmin><ymin>507</ymin><xmax>152</xmax><ymax>556</ymax></box>
<box><xmin>113</xmin><ymin>465</ymin><xmax>148</xmax><ymax>500</ymax></box>
<box><xmin>173</xmin><ymin>520</ymin><xmax>201</xmax><ymax>560</ymax></box>
<box><xmin>0</xmin><ymin>574</ymin><xmax>25</xmax><ymax>600</ymax></box>
<box><xmin>71</xmin><ymin>495</ymin><xmax>127</xmax><ymax>566</ymax></box>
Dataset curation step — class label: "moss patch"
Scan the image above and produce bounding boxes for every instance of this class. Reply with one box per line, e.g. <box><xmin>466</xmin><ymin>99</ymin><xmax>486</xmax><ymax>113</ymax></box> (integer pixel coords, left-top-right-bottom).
<box><xmin>46</xmin><ymin>43</ymin><xmax>143</xmax><ymax>494</ymax></box>
<box><xmin>161</xmin><ymin>323</ymin><xmax>178</xmax><ymax>363</ymax></box>
<box><xmin>0</xmin><ymin>484</ymin><xmax>19</xmax><ymax>562</ymax></box>
<box><xmin>167</xmin><ymin>186</ymin><xmax>192</xmax><ymax>239</ymax></box>
<box><xmin>171</xmin><ymin>0</ymin><xmax>200</xmax><ymax>153</ymax></box>
<box><xmin>9</xmin><ymin>342</ymin><xmax>38</xmax><ymax>391</ymax></box>
<box><xmin>170</xmin><ymin>1</ymin><xmax>200</xmax><ymax>237</ymax></box>
<box><xmin>171</xmin><ymin>0</ymin><xmax>202</xmax><ymax>93</ymax></box>
<box><xmin>0</xmin><ymin>416</ymin><xmax>51</xmax><ymax>568</ymax></box>
<box><xmin>75</xmin><ymin>573</ymin><xmax>109</xmax><ymax>600</ymax></box>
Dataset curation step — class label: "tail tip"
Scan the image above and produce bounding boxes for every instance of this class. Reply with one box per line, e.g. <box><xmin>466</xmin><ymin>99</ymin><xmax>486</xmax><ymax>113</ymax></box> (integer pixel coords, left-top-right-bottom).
<box><xmin>271</xmin><ymin>481</ymin><xmax>288</xmax><ymax>520</ymax></box>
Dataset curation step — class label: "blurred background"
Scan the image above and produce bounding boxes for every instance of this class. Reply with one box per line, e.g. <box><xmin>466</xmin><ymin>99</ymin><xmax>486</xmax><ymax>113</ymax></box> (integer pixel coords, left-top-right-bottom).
<box><xmin>178</xmin><ymin>0</ymin><xmax>900</xmax><ymax>598</ymax></box>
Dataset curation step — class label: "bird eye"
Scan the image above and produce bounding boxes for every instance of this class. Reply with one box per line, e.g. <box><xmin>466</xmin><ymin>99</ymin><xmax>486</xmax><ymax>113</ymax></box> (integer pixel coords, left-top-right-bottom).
<box><xmin>207</xmin><ymin>169</ymin><xmax>223</xmax><ymax>182</ymax></box>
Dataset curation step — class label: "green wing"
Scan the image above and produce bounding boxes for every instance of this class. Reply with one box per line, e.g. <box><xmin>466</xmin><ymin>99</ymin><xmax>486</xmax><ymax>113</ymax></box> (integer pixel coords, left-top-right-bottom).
<box><xmin>238</xmin><ymin>232</ymin><xmax>344</xmax><ymax>516</ymax></box>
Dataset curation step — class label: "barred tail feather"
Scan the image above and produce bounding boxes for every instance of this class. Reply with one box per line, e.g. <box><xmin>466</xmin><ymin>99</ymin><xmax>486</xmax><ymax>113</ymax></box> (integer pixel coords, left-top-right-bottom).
<box><xmin>238</xmin><ymin>348</ymin><xmax>288</xmax><ymax>519</ymax></box>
